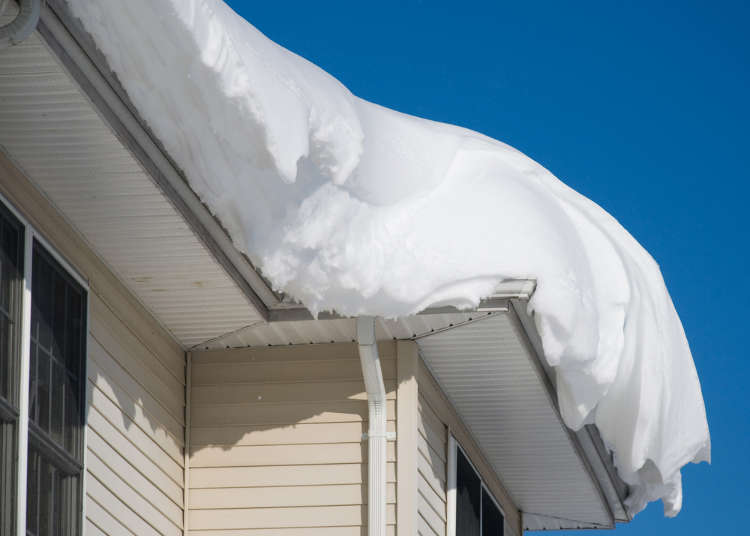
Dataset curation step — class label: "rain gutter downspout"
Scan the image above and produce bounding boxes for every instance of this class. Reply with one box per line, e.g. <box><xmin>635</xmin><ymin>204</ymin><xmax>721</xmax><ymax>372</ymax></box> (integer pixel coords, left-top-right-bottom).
<box><xmin>0</xmin><ymin>0</ymin><xmax>41</xmax><ymax>49</ymax></box>
<box><xmin>357</xmin><ymin>316</ymin><xmax>388</xmax><ymax>536</ymax></box>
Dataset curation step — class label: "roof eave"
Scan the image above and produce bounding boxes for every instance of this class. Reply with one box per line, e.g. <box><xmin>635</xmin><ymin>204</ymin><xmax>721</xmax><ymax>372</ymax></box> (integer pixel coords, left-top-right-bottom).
<box><xmin>38</xmin><ymin>0</ymin><xmax>280</xmax><ymax>320</ymax></box>
<box><xmin>40</xmin><ymin>4</ymin><xmax>632</xmax><ymax>521</ymax></box>
<box><xmin>509</xmin><ymin>298</ymin><xmax>632</xmax><ymax>525</ymax></box>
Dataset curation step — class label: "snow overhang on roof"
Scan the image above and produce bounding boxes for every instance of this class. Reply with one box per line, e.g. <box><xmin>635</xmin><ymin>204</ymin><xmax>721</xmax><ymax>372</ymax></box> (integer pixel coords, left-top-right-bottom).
<box><xmin>1</xmin><ymin>0</ymin><xmax>709</xmax><ymax>524</ymax></box>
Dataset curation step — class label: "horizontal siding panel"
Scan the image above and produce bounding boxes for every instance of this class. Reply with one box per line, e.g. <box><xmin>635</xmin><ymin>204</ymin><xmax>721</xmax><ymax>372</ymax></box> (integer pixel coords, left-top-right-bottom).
<box><xmin>191</xmin><ymin>400</ymin><xmax>395</xmax><ymax>427</ymax></box>
<box><xmin>189</xmin><ymin>527</ymin><xmax>396</xmax><ymax>536</ymax></box>
<box><xmin>91</xmin><ymin>305</ymin><xmax>184</xmax><ymax>417</ymax></box>
<box><xmin>191</xmin><ymin>380</ymin><xmax>395</xmax><ymax>405</ymax></box>
<box><xmin>418</xmin><ymin>512</ymin><xmax>442</xmax><ymax>536</ymax></box>
<box><xmin>189</xmin><ymin>504</ymin><xmax>396</xmax><ymax>530</ymax></box>
<box><xmin>86</xmin><ymin>475</ymin><xmax>161</xmax><ymax>536</ymax></box>
<box><xmin>88</xmin><ymin>381</ymin><xmax>183</xmax><ymax>465</ymax></box>
<box><xmin>87</xmin><ymin>381</ymin><xmax>184</xmax><ymax>466</ymax></box>
<box><xmin>418</xmin><ymin>431</ymin><xmax>446</xmax><ymax>466</ymax></box>
<box><xmin>86</xmin><ymin>434</ymin><xmax>182</xmax><ymax>524</ymax></box>
<box><xmin>190</xmin><ymin>483</ymin><xmax>396</xmax><ymax>509</ymax></box>
<box><xmin>418</xmin><ymin>492</ymin><xmax>446</xmax><ymax>536</ymax></box>
<box><xmin>418</xmin><ymin>450</ymin><xmax>446</xmax><ymax>502</ymax></box>
<box><xmin>190</xmin><ymin>462</ymin><xmax>396</xmax><ymax>489</ymax></box>
<box><xmin>191</xmin><ymin>420</ymin><xmax>395</xmax><ymax>447</ymax></box>
<box><xmin>87</xmin><ymin>417</ymin><xmax>183</xmax><ymax>505</ymax></box>
<box><xmin>86</xmin><ymin>450</ymin><xmax>181</xmax><ymax>536</ymax></box>
<box><xmin>84</xmin><ymin>519</ymin><xmax>108</xmax><ymax>536</ymax></box>
<box><xmin>91</xmin><ymin>294</ymin><xmax>185</xmax><ymax>384</ymax></box>
<box><xmin>418</xmin><ymin>424</ymin><xmax>446</xmax><ymax>463</ymax></box>
<box><xmin>88</xmin><ymin>339</ymin><xmax>184</xmax><ymax>438</ymax></box>
<box><xmin>192</xmin><ymin>358</ymin><xmax>396</xmax><ymax>385</ymax></box>
<box><xmin>190</xmin><ymin>441</ymin><xmax>396</xmax><ymax>468</ymax></box>
<box><xmin>418</xmin><ymin>397</ymin><xmax>447</xmax><ymax>449</ymax></box>
<box><xmin>87</xmin><ymin>405</ymin><xmax>183</xmax><ymax>485</ymax></box>
<box><xmin>85</xmin><ymin>496</ymin><xmax>134</xmax><ymax>536</ymax></box>
<box><xmin>187</xmin><ymin>343</ymin><xmax>398</xmax><ymax>532</ymax></box>
<box><xmin>418</xmin><ymin>475</ymin><xmax>447</xmax><ymax>523</ymax></box>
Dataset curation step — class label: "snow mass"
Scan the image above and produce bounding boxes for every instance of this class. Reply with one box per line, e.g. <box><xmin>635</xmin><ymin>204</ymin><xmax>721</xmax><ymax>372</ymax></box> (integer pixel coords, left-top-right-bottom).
<box><xmin>68</xmin><ymin>0</ymin><xmax>710</xmax><ymax>517</ymax></box>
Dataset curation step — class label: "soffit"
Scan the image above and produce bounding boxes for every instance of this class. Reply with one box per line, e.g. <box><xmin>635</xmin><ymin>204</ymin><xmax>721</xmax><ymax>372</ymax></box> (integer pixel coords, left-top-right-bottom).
<box><xmin>0</xmin><ymin>17</ymin><xmax>263</xmax><ymax>347</ymax></box>
<box><xmin>417</xmin><ymin>313</ymin><xmax>614</xmax><ymax>530</ymax></box>
<box><xmin>198</xmin><ymin>304</ymin><xmax>619</xmax><ymax>530</ymax></box>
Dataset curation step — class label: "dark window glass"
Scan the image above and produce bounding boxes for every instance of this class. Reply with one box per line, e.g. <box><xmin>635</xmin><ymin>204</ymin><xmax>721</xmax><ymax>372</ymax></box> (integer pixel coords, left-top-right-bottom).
<box><xmin>0</xmin><ymin>420</ymin><xmax>17</xmax><ymax>536</ymax></box>
<box><xmin>0</xmin><ymin>203</ymin><xmax>23</xmax><ymax>536</ymax></box>
<box><xmin>26</xmin><ymin>446</ymin><xmax>80</xmax><ymax>536</ymax></box>
<box><xmin>482</xmin><ymin>487</ymin><xmax>504</xmax><ymax>536</ymax></box>
<box><xmin>27</xmin><ymin>242</ymin><xmax>85</xmax><ymax>536</ymax></box>
<box><xmin>456</xmin><ymin>448</ymin><xmax>481</xmax><ymax>536</ymax></box>
<box><xmin>0</xmin><ymin>203</ymin><xmax>23</xmax><ymax>409</ymax></box>
<box><xmin>29</xmin><ymin>243</ymin><xmax>85</xmax><ymax>459</ymax></box>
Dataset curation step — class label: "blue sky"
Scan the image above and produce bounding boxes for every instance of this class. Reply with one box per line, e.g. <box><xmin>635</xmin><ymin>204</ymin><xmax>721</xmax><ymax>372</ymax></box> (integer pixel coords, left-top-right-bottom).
<box><xmin>226</xmin><ymin>1</ymin><xmax>747</xmax><ymax>533</ymax></box>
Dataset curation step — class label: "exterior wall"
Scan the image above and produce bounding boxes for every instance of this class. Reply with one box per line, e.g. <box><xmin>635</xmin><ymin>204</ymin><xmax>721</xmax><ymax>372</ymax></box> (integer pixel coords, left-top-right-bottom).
<box><xmin>0</xmin><ymin>153</ymin><xmax>186</xmax><ymax>535</ymax></box>
<box><xmin>416</xmin><ymin>355</ymin><xmax>523</xmax><ymax>536</ymax></box>
<box><xmin>188</xmin><ymin>342</ymin><xmax>398</xmax><ymax>535</ymax></box>
<box><xmin>417</xmin><ymin>393</ymin><xmax>448</xmax><ymax>536</ymax></box>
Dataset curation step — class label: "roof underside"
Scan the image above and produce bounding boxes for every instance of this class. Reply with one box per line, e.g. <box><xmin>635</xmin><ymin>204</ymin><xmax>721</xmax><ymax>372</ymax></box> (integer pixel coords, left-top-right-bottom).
<box><xmin>417</xmin><ymin>311</ymin><xmax>615</xmax><ymax>530</ymax></box>
<box><xmin>0</xmin><ymin>3</ymin><xmax>629</xmax><ymax>530</ymax></box>
<box><xmin>0</xmin><ymin>5</ymin><xmax>264</xmax><ymax>347</ymax></box>
<box><xmin>196</xmin><ymin>304</ymin><xmax>627</xmax><ymax>530</ymax></box>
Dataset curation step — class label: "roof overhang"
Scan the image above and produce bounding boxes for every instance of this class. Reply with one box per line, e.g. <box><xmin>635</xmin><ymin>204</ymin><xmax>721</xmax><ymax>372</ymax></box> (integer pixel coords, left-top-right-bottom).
<box><xmin>416</xmin><ymin>300</ymin><xmax>630</xmax><ymax>530</ymax></box>
<box><xmin>195</xmin><ymin>292</ymin><xmax>631</xmax><ymax>530</ymax></box>
<box><xmin>1</xmin><ymin>0</ymin><xmax>278</xmax><ymax>347</ymax></box>
<box><xmin>1</xmin><ymin>2</ymin><xmax>631</xmax><ymax>529</ymax></box>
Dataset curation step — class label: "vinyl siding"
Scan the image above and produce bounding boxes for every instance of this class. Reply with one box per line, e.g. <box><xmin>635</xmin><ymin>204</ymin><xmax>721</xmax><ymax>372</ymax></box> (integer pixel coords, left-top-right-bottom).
<box><xmin>0</xmin><ymin>153</ymin><xmax>186</xmax><ymax>535</ymax></box>
<box><xmin>188</xmin><ymin>342</ymin><xmax>398</xmax><ymax>534</ymax></box>
<box><xmin>417</xmin><ymin>395</ymin><xmax>447</xmax><ymax>536</ymax></box>
<box><xmin>417</xmin><ymin>357</ymin><xmax>522</xmax><ymax>536</ymax></box>
<box><xmin>86</xmin><ymin>295</ymin><xmax>185</xmax><ymax>536</ymax></box>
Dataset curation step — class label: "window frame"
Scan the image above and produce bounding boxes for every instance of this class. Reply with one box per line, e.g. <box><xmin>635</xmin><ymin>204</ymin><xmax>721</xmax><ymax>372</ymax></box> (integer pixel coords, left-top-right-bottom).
<box><xmin>0</xmin><ymin>193</ymin><xmax>89</xmax><ymax>536</ymax></box>
<box><xmin>447</xmin><ymin>434</ymin><xmax>506</xmax><ymax>536</ymax></box>
<box><xmin>0</xmin><ymin>198</ymin><xmax>24</xmax><ymax>536</ymax></box>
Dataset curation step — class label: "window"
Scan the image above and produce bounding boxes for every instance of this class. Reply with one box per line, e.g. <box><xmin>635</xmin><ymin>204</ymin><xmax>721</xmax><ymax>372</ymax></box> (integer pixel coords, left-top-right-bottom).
<box><xmin>0</xmin><ymin>198</ymin><xmax>86</xmax><ymax>536</ymax></box>
<box><xmin>0</xmin><ymin>203</ymin><xmax>24</xmax><ymax>536</ymax></box>
<box><xmin>449</xmin><ymin>438</ymin><xmax>504</xmax><ymax>536</ymax></box>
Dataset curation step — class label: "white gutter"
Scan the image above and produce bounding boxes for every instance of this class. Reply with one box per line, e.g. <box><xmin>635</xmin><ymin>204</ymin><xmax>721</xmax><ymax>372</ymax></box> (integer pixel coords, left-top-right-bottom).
<box><xmin>357</xmin><ymin>316</ymin><xmax>388</xmax><ymax>536</ymax></box>
<box><xmin>0</xmin><ymin>0</ymin><xmax>40</xmax><ymax>49</ymax></box>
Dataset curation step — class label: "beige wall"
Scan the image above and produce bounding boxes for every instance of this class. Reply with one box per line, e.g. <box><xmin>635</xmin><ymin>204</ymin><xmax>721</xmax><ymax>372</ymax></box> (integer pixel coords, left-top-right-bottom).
<box><xmin>1</xmin><ymin>151</ymin><xmax>521</xmax><ymax>536</ymax></box>
<box><xmin>416</xmin><ymin>357</ymin><xmax>522</xmax><ymax>536</ymax></box>
<box><xmin>417</xmin><ymin>393</ymin><xmax>448</xmax><ymax>536</ymax></box>
<box><xmin>0</xmin><ymin>153</ymin><xmax>186</xmax><ymax>535</ymax></box>
<box><xmin>188</xmin><ymin>342</ymin><xmax>398</xmax><ymax>535</ymax></box>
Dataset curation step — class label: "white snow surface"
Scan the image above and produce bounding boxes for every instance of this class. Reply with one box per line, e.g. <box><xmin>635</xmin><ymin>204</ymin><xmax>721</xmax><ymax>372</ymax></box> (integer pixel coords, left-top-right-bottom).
<box><xmin>68</xmin><ymin>0</ymin><xmax>709</xmax><ymax>517</ymax></box>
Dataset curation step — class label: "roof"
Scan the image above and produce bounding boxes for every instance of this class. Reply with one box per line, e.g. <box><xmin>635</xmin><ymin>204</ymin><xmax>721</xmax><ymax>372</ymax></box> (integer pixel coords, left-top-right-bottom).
<box><xmin>0</xmin><ymin>1</ymin><xmax>697</xmax><ymax>529</ymax></box>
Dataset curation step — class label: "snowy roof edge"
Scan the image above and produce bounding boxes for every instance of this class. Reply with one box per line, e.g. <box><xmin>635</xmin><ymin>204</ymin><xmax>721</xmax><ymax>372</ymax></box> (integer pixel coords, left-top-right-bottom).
<box><xmin>35</xmin><ymin>12</ymin><xmax>629</xmax><ymax>521</ymax></box>
<box><xmin>39</xmin><ymin>0</ymin><xmax>280</xmax><ymax>319</ymax></box>
<box><xmin>509</xmin><ymin>299</ymin><xmax>631</xmax><ymax>524</ymax></box>
<box><xmin>45</xmin><ymin>0</ymin><xmax>710</xmax><ymax>515</ymax></box>
<box><xmin>41</xmin><ymin>0</ymin><xmax>542</xmax><ymax>326</ymax></box>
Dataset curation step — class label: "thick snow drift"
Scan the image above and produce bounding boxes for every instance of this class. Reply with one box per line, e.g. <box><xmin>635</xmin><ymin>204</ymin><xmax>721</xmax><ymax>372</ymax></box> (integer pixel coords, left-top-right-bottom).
<box><xmin>68</xmin><ymin>0</ymin><xmax>709</xmax><ymax>517</ymax></box>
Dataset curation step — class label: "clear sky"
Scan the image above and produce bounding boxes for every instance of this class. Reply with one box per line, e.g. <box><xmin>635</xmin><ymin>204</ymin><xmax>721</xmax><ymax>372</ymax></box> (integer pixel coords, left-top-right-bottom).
<box><xmin>226</xmin><ymin>1</ymin><xmax>747</xmax><ymax>533</ymax></box>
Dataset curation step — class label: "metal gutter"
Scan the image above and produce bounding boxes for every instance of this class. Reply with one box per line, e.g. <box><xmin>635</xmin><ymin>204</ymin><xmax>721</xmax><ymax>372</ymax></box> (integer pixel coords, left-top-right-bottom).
<box><xmin>37</xmin><ymin>1</ymin><xmax>279</xmax><ymax>320</ymax></box>
<box><xmin>357</xmin><ymin>317</ymin><xmax>389</xmax><ymax>536</ymax></box>
<box><xmin>269</xmin><ymin>279</ymin><xmax>535</xmax><ymax>322</ymax></box>
<box><xmin>509</xmin><ymin>298</ymin><xmax>632</xmax><ymax>525</ymax></box>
